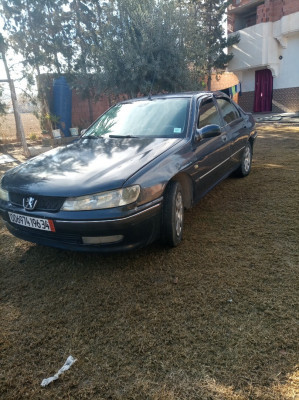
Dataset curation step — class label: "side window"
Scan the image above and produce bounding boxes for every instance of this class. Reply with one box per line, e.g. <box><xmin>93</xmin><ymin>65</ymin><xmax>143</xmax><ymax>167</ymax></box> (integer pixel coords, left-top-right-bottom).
<box><xmin>217</xmin><ymin>98</ymin><xmax>241</xmax><ymax>124</ymax></box>
<box><xmin>198</xmin><ymin>99</ymin><xmax>222</xmax><ymax>129</ymax></box>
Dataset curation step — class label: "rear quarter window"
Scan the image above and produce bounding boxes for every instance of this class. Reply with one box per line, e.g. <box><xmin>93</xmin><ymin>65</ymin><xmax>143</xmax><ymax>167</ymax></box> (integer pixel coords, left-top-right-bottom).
<box><xmin>217</xmin><ymin>98</ymin><xmax>241</xmax><ymax>124</ymax></box>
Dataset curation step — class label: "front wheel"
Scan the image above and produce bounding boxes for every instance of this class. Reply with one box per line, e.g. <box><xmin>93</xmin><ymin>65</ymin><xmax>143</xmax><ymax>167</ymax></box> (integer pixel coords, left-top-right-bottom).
<box><xmin>235</xmin><ymin>142</ymin><xmax>252</xmax><ymax>177</ymax></box>
<box><xmin>161</xmin><ymin>181</ymin><xmax>184</xmax><ymax>247</ymax></box>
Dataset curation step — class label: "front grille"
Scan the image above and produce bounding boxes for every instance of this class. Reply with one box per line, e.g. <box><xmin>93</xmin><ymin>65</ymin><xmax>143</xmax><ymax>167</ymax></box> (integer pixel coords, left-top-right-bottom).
<box><xmin>9</xmin><ymin>192</ymin><xmax>66</xmax><ymax>212</ymax></box>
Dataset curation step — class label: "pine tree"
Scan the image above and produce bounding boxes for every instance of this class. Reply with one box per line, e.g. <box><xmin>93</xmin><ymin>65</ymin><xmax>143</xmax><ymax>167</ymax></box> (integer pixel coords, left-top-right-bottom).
<box><xmin>185</xmin><ymin>0</ymin><xmax>239</xmax><ymax>90</ymax></box>
<box><xmin>97</xmin><ymin>0</ymin><xmax>191</xmax><ymax>97</ymax></box>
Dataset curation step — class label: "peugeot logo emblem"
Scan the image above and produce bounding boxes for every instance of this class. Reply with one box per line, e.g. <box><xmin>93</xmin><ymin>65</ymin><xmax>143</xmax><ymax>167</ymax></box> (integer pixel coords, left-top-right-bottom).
<box><xmin>23</xmin><ymin>196</ymin><xmax>37</xmax><ymax>211</ymax></box>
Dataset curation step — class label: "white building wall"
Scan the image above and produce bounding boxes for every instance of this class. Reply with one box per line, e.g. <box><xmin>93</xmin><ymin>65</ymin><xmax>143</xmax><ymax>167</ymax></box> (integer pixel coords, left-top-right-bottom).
<box><xmin>238</xmin><ymin>70</ymin><xmax>255</xmax><ymax>92</ymax></box>
<box><xmin>228</xmin><ymin>23</ymin><xmax>280</xmax><ymax>75</ymax></box>
<box><xmin>228</xmin><ymin>11</ymin><xmax>299</xmax><ymax>91</ymax></box>
<box><xmin>274</xmin><ymin>32</ymin><xmax>299</xmax><ymax>90</ymax></box>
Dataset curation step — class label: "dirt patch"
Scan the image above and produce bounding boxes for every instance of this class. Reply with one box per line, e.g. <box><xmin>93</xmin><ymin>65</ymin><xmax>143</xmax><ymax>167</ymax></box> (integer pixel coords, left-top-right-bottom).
<box><xmin>0</xmin><ymin>125</ymin><xmax>298</xmax><ymax>399</ymax></box>
<box><xmin>0</xmin><ymin>113</ymin><xmax>41</xmax><ymax>143</ymax></box>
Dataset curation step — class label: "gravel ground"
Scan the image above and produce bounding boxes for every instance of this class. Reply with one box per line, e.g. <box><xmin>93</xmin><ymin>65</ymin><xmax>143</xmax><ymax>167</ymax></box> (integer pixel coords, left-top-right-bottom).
<box><xmin>0</xmin><ymin>124</ymin><xmax>298</xmax><ymax>400</ymax></box>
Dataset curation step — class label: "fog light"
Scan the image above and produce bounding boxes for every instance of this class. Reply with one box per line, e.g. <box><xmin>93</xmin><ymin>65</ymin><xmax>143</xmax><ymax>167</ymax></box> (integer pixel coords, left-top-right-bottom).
<box><xmin>82</xmin><ymin>235</ymin><xmax>124</xmax><ymax>245</ymax></box>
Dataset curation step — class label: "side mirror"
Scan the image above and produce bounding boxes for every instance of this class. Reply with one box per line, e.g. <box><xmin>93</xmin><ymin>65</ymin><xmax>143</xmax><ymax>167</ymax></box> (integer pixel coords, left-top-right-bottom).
<box><xmin>195</xmin><ymin>124</ymin><xmax>221</xmax><ymax>142</ymax></box>
<box><xmin>80</xmin><ymin>129</ymin><xmax>86</xmax><ymax>136</ymax></box>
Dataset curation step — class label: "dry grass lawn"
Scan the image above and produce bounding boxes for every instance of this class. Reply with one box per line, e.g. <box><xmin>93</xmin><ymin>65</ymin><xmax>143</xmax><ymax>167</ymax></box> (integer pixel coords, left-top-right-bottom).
<box><xmin>0</xmin><ymin>124</ymin><xmax>298</xmax><ymax>399</ymax></box>
<box><xmin>0</xmin><ymin>113</ymin><xmax>41</xmax><ymax>143</ymax></box>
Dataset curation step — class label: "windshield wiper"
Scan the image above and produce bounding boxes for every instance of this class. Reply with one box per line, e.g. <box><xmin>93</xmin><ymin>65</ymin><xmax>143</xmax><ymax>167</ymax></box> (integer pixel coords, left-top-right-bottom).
<box><xmin>109</xmin><ymin>134</ymin><xmax>137</xmax><ymax>138</ymax></box>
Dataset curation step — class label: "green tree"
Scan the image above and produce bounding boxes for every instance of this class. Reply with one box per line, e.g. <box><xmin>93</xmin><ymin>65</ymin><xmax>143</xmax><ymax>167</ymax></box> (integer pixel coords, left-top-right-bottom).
<box><xmin>1</xmin><ymin>0</ymin><xmax>238</xmax><ymax>114</ymax></box>
<box><xmin>0</xmin><ymin>33</ymin><xmax>29</xmax><ymax>156</ymax></box>
<box><xmin>67</xmin><ymin>0</ymin><xmax>192</xmax><ymax>100</ymax></box>
<box><xmin>1</xmin><ymin>0</ymin><xmax>72</xmax><ymax>74</ymax></box>
<box><xmin>67</xmin><ymin>0</ymin><xmax>105</xmax><ymax>123</ymax></box>
<box><xmin>99</xmin><ymin>0</ymin><xmax>191</xmax><ymax>98</ymax></box>
<box><xmin>0</xmin><ymin>0</ymin><xmax>72</xmax><ymax>133</ymax></box>
<box><xmin>186</xmin><ymin>0</ymin><xmax>239</xmax><ymax>90</ymax></box>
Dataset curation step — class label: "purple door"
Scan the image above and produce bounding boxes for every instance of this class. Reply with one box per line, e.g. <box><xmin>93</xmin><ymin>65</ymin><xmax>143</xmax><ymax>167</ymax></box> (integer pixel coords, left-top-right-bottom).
<box><xmin>254</xmin><ymin>69</ymin><xmax>273</xmax><ymax>112</ymax></box>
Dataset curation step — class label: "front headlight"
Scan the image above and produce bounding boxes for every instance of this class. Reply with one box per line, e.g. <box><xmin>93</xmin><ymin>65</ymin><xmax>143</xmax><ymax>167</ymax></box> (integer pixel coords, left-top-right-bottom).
<box><xmin>61</xmin><ymin>185</ymin><xmax>140</xmax><ymax>211</ymax></box>
<box><xmin>0</xmin><ymin>181</ymin><xmax>9</xmax><ymax>201</ymax></box>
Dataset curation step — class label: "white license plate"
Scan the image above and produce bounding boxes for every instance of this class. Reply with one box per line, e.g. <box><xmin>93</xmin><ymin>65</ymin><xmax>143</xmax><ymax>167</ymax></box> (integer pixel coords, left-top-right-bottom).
<box><xmin>8</xmin><ymin>212</ymin><xmax>55</xmax><ymax>232</ymax></box>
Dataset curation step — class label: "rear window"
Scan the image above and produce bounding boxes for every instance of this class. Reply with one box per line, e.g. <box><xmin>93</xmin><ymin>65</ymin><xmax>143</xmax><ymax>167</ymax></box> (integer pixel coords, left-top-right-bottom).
<box><xmin>217</xmin><ymin>98</ymin><xmax>240</xmax><ymax>124</ymax></box>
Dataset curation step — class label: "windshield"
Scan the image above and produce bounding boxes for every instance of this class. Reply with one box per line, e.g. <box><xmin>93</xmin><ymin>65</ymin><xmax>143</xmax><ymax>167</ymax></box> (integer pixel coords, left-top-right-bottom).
<box><xmin>83</xmin><ymin>98</ymin><xmax>190</xmax><ymax>139</ymax></box>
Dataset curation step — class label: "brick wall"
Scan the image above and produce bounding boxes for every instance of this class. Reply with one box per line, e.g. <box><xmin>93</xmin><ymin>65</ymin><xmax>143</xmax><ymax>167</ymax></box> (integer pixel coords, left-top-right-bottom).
<box><xmin>272</xmin><ymin>87</ymin><xmax>299</xmax><ymax>112</ymax></box>
<box><xmin>256</xmin><ymin>1</ymin><xmax>272</xmax><ymax>24</ymax></box>
<box><xmin>256</xmin><ymin>0</ymin><xmax>296</xmax><ymax>24</ymax></box>
<box><xmin>71</xmin><ymin>92</ymin><xmax>111</xmax><ymax>129</ymax></box>
<box><xmin>232</xmin><ymin>0</ymin><xmax>299</xmax><ymax>15</ymax></box>
<box><xmin>71</xmin><ymin>73</ymin><xmax>240</xmax><ymax>128</ymax></box>
<box><xmin>227</xmin><ymin>13</ymin><xmax>235</xmax><ymax>34</ymax></box>
<box><xmin>282</xmin><ymin>0</ymin><xmax>299</xmax><ymax>16</ymax></box>
<box><xmin>271</xmin><ymin>0</ymin><xmax>283</xmax><ymax>22</ymax></box>
<box><xmin>238</xmin><ymin>91</ymin><xmax>255</xmax><ymax>112</ymax></box>
<box><xmin>238</xmin><ymin>87</ymin><xmax>299</xmax><ymax>112</ymax></box>
<box><xmin>72</xmin><ymin>92</ymin><xmax>130</xmax><ymax>129</ymax></box>
<box><xmin>229</xmin><ymin>0</ymin><xmax>299</xmax><ymax>32</ymax></box>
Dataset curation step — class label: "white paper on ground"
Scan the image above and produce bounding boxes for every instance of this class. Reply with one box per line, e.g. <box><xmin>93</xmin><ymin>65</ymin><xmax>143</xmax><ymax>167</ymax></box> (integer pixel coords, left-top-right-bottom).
<box><xmin>41</xmin><ymin>355</ymin><xmax>77</xmax><ymax>387</ymax></box>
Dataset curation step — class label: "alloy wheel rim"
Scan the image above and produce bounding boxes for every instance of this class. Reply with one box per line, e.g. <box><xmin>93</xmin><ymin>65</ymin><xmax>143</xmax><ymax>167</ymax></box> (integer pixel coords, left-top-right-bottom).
<box><xmin>244</xmin><ymin>145</ymin><xmax>251</xmax><ymax>172</ymax></box>
<box><xmin>175</xmin><ymin>192</ymin><xmax>183</xmax><ymax>237</ymax></box>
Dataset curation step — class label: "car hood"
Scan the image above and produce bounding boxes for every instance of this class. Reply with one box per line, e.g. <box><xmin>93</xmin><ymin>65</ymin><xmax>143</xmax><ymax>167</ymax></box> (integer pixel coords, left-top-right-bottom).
<box><xmin>3</xmin><ymin>137</ymin><xmax>181</xmax><ymax>196</ymax></box>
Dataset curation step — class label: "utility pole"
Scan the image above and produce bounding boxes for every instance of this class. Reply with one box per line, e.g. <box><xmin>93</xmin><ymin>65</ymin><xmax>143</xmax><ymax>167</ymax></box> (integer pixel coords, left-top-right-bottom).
<box><xmin>0</xmin><ymin>34</ymin><xmax>30</xmax><ymax>157</ymax></box>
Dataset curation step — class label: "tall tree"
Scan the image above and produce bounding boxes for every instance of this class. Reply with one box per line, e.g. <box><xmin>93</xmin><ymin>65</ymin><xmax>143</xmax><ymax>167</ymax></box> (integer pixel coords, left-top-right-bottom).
<box><xmin>185</xmin><ymin>0</ymin><xmax>239</xmax><ymax>90</ymax></box>
<box><xmin>100</xmin><ymin>0</ymin><xmax>191</xmax><ymax>97</ymax></box>
<box><xmin>0</xmin><ymin>0</ymin><xmax>238</xmax><ymax>119</ymax></box>
<box><xmin>67</xmin><ymin>0</ymin><xmax>192</xmax><ymax>99</ymax></box>
<box><xmin>0</xmin><ymin>0</ymin><xmax>72</xmax><ymax>133</ymax></box>
<box><xmin>67</xmin><ymin>0</ymin><xmax>104</xmax><ymax>123</ymax></box>
<box><xmin>0</xmin><ymin>34</ymin><xmax>30</xmax><ymax>156</ymax></box>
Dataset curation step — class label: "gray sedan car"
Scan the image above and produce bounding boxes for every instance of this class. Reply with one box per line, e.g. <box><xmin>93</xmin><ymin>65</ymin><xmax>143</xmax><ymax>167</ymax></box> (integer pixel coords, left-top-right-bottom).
<box><xmin>0</xmin><ymin>91</ymin><xmax>256</xmax><ymax>252</ymax></box>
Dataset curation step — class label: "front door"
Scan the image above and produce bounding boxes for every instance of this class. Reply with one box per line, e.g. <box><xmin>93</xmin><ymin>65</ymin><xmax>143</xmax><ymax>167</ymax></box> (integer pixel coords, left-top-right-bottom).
<box><xmin>254</xmin><ymin>69</ymin><xmax>273</xmax><ymax>112</ymax></box>
<box><xmin>191</xmin><ymin>97</ymin><xmax>232</xmax><ymax>202</ymax></box>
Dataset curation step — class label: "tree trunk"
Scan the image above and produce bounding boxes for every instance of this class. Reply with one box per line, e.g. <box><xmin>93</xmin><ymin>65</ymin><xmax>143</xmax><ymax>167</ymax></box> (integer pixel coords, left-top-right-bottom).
<box><xmin>36</xmin><ymin>68</ymin><xmax>53</xmax><ymax>136</ymax></box>
<box><xmin>1</xmin><ymin>47</ymin><xmax>30</xmax><ymax>157</ymax></box>
<box><xmin>207</xmin><ymin>72</ymin><xmax>212</xmax><ymax>91</ymax></box>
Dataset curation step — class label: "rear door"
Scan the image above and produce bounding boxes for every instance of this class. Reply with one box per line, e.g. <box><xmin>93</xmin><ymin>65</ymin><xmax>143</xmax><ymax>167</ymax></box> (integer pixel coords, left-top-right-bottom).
<box><xmin>190</xmin><ymin>96</ymin><xmax>232</xmax><ymax>202</ymax></box>
<box><xmin>215</xmin><ymin>97</ymin><xmax>248</xmax><ymax>166</ymax></box>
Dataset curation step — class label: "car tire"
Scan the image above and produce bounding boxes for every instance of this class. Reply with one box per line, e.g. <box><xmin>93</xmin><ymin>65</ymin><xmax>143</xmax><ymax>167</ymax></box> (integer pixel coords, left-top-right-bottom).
<box><xmin>235</xmin><ymin>142</ymin><xmax>252</xmax><ymax>177</ymax></box>
<box><xmin>162</xmin><ymin>181</ymin><xmax>184</xmax><ymax>247</ymax></box>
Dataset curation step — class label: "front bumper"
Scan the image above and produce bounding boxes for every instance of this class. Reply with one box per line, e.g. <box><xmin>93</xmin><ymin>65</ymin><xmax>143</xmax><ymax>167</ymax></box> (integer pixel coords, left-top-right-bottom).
<box><xmin>0</xmin><ymin>199</ymin><xmax>162</xmax><ymax>252</ymax></box>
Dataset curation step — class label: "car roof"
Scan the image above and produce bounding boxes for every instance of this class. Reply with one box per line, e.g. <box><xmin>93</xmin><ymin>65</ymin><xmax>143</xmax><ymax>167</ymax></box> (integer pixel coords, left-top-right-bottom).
<box><xmin>121</xmin><ymin>91</ymin><xmax>229</xmax><ymax>103</ymax></box>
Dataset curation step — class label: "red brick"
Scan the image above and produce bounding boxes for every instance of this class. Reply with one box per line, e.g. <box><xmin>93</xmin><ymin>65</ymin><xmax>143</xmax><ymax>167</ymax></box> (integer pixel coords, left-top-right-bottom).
<box><xmin>230</xmin><ymin>0</ymin><xmax>299</xmax><ymax>30</ymax></box>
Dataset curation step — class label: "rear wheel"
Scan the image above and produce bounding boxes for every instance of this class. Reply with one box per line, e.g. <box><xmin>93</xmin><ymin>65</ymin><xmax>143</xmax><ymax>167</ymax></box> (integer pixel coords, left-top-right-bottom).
<box><xmin>235</xmin><ymin>142</ymin><xmax>252</xmax><ymax>177</ymax></box>
<box><xmin>162</xmin><ymin>181</ymin><xmax>184</xmax><ymax>247</ymax></box>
